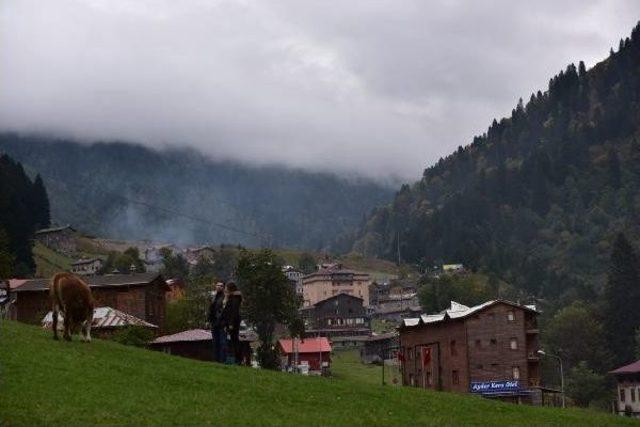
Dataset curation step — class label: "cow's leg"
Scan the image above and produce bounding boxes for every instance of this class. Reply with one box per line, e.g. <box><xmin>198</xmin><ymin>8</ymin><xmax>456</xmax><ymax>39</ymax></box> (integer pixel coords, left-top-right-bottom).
<box><xmin>81</xmin><ymin>319</ymin><xmax>92</xmax><ymax>343</ymax></box>
<box><xmin>52</xmin><ymin>306</ymin><xmax>59</xmax><ymax>340</ymax></box>
<box><xmin>63</xmin><ymin>312</ymin><xmax>72</xmax><ymax>341</ymax></box>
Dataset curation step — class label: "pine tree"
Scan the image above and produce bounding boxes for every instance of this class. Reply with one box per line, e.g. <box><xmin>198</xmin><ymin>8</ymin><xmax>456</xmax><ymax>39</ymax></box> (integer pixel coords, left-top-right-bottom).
<box><xmin>0</xmin><ymin>228</ymin><xmax>15</xmax><ymax>279</ymax></box>
<box><xmin>603</xmin><ymin>233</ymin><xmax>640</xmax><ymax>364</ymax></box>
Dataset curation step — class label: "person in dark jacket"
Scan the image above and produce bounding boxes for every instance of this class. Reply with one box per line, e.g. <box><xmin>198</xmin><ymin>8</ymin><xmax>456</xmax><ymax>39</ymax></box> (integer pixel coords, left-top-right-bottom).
<box><xmin>207</xmin><ymin>282</ymin><xmax>226</xmax><ymax>362</ymax></box>
<box><xmin>220</xmin><ymin>282</ymin><xmax>242</xmax><ymax>364</ymax></box>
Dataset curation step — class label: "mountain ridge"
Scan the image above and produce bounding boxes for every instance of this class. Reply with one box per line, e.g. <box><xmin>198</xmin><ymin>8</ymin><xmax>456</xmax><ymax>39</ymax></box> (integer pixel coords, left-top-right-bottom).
<box><xmin>351</xmin><ymin>22</ymin><xmax>640</xmax><ymax>304</ymax></box>
<box><xmin>0</xmin><ymin>134</ymin><xmax>394</xmax><ymax>250</ymax></box>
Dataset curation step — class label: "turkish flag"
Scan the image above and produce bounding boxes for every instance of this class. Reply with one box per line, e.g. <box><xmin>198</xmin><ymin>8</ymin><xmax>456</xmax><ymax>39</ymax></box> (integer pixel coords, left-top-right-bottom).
<box><xmin>398</xmin><ymin>352</ymin><xmax>405</xmax><ymax>363</ymax></box>
<box><xmin>422</xmin><ymin>347</ymin><xmax>432</xmax><ymax>368</ymax></box>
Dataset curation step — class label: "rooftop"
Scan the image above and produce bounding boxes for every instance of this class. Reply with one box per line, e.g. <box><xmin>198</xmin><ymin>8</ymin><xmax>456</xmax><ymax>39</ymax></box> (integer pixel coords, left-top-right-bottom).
<box><xmin>35</xmin><ymin>225</ymin><xmax>76</xmax><ymax>235</ymax></box>
<box><xmin>401</xmin><ymin>300</ymin><xmax>537</xmax><ymax>328</ymax></box>
<box><xmin>150</xmin><ymin>328</ymin><xmax>257</xmax><ymax>344</ymax></box>
<box><xmin>42</xmin><ymin>306</ymin><xmax>158</xmax><ymax>330</ymax></box>
<box><xmin>610</xmin><ymin>360</ymin><xmax>640</xmax><ymax>375</ymax></box>
<box><xmin>279</xmin><ymin>337</ymin><xmax>332</xmax><ymax>354</ymax></box>
<box><xmin>13</xmin><ymin>272</ymin><xmax>164</xmax><ymax>292</ymax></box>
<box><xmin>71</xmin><ymin>258</ymin><xmax>102</xmax><ymax>266</ymax></box>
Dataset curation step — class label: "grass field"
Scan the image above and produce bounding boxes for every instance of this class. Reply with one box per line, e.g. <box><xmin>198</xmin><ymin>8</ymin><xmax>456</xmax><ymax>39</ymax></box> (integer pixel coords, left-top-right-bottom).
<box><xmin>1</xmin><ymin>321</ymin><xmax>637</xmax><ymax>426</ymax></box>
<box><xmin>33</xmin><ymin>242</ymin><xmax>73</xmax><ymax>278</ymax></box>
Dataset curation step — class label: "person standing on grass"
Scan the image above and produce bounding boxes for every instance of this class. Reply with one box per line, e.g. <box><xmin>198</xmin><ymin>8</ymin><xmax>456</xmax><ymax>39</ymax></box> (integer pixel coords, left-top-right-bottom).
<box><xmin>221</xmin><ymin>281</ymin><xmax>242</xmax><ymax>364</ymax></box>
<box><xmin>208</xmin><ymin>282</ymin><xmax>226</xmax><ymax>362</ymax></box>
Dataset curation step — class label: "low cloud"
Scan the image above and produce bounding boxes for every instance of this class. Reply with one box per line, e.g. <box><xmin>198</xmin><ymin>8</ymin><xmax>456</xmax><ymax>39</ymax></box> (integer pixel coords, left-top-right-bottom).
<box><xmin>1</xmin><ymin>1</ymin><xmax>638</xmax><ymax>179</ymax></box>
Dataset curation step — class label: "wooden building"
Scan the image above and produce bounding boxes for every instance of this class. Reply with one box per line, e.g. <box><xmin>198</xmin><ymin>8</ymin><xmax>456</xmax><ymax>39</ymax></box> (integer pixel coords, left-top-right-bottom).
<box><xmin>301</xmin><ymin>264</ymin><xmax>371</xmax><ymax>307</ymax></box>
<box><xmin>399</xmin><ymin>300</ymin><xmax>541</xmax><ymax>404</ymax></box>
<box><xmin>70</xmin><ymin>258</ymin><xmax>103</xmax><ymax>276</ymax></box>
<box><xmin>362</xmin><ymin>331</ymin><xmax>400</xmax><ymax>364</ymax></box>
<box><xmin>301</xmin><ymin>294</ymin><xmax>371</xmax><ymax>341</ymax></box>
<box><xmin>278</xmin><ymin>337</ymin><xmax>332</xmax><ymax>372</ymax></box>
<box><xmin>34</xmin><ymin>225</ymin><xmax>77</xmax><ymax>254</ymax></box>
<box><xmin>148</xmin><ymin>328</ymin><xmax>257</xmax><ymax>363</ymax></box>
<box><xmin>42</xmin><ymin>306</ymin><xmax>158</xmax><ymax>339</ymax></box>
<box><xmin>610</xmin><ymin>360</ymin><xmax>640</xmax><ymax>417</ymax></box>
<box><xmin>11</xmin><ymin>272</ymin><xmax>168</xmax><ymax>330</ymax></box>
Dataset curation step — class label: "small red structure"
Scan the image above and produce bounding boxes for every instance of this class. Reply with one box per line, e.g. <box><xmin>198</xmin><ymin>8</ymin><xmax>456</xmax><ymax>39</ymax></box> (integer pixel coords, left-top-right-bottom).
<box><xmin>278</xmin><ymin>337</ymin><xmax>332</xmax><ymax>372</ymax></box>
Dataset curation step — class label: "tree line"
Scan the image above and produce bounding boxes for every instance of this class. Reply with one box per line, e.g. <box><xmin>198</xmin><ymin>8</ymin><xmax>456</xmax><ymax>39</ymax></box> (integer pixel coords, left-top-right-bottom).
<box><xmin>0</xmin><ymin>154</ymin><xmax>51</xmax><ymax>277</ymax></box>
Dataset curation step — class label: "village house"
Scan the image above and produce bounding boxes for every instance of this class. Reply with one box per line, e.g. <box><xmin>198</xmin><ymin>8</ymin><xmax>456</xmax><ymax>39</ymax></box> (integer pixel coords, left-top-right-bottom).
<box><xmin>148</xmin><ymin>328</ymin><xmax>257</xmax><ymax>363</ymax></box>
<box><xmin>610</xmin><ymin>360</ymin><xmax>640</xmax><ymax>417</ymax></box>
<box><xmin>399</xmin><ymin>300</ymin><xmax>542</xmax><ymax>405</ymax></box>
<box><xmin>278</xmin><ymin>336</ymin><xmax>332</xmax><ymax>374</ymax></box>
<box><xmin>42</xmin><ymin>306</ymin><xmax>158</xmax><ymax>339</ymax></box>
<box><xmin>70</xmin><ymin>258</ymin><xmax>103</xmax><ymax>276</ymax></box>
<box><xmin>34</xmin><ymin>225</ymin><xmax>77</xmax><ymax>254</ymax></box>
<box><xmin>361</xmin><ymin>331</ymin><xmax>400</xmax><ymax>364</ymax></box>
<box><xmin>11</xmin><ymin>272</ymin><xmax>169</xmax><ymax>330</ymax></box>
<box><xmin>301</xmin><ymin>263</ymin><xmax>371</xmax><ymax>307</ymax></box>
<box><xmin>283</xmin><ymin>265</ymin><xmax>304</xmax><ymax>297</ymax></box>
<box><xmin>301</xmin><ymin>294</ymin><xmax>371</xmax><ymax>346</ymax></box>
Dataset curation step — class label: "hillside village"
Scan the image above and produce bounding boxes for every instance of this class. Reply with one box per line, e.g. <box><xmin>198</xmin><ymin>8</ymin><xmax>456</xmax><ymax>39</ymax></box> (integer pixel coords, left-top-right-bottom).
<box><xmin>2</xmin><ymin>222</ymin><xmax>639</xmax><ymax>419</ymax></box>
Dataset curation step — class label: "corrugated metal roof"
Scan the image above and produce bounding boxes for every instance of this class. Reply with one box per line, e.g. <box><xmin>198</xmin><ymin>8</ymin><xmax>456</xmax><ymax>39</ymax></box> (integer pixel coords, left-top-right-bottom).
<box><xmin>150</xmin><ymin>328</ymin><xmax>258</xmax><ymax>344</ymax></box>
<box><xmin>401</xmin><ymin>300</ymin><xmax>537</xmax><ymax>328</ymax></box>
<box><xmin>42</xmin><ymin>306</ymin><xmax>157</xmax><ymax>330</ymax></box>
<box><xmin>610</xmin><ymin>360</ymin><xmax>640</xmax><ymax>374</ymax></box>
<box><xmin>14</xmin><ymin>272</ymin><xmax>164</xmax><ymax>292</ymax></box>
<box><xmin>279</xmin><ymin>337</ymin><xmax>331</xmax><ymax>354</ymax></box>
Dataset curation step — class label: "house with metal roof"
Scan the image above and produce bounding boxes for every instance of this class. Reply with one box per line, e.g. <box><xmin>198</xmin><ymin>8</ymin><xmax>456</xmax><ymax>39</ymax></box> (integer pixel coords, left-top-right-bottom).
<box><xmin>399</xmin><ymin>300</ymin><xmax>543</xmax><ymax>405</ymax></box>
<box><xmin>11</xmin><ymin>273</ymin><xmax>169</xmax><ymax>329</ymax></box>
<box><xmin>278</xmin><ymin>337</ymin><xmax>332</xmax><ymax>374</ymax></box>
<box><xmin>42</xmin><ymin>306</ymin><xmax>158</xmax><ymax>338</ymax></box>
<box><xmin>610</xmin><ymin>360</ymin><xmax>640</xmax><ymax>417</ymax></box>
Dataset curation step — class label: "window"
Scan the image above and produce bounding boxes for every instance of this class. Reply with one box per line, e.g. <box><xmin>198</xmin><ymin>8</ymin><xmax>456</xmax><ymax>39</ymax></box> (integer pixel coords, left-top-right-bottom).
<box><xmin>450</xmin><ymin>340</ymin><xmax>458</xmax><ymax>356</ymax></box>
<box><xmin>507</xmin><ymin>310</ymin><xmax>515</xmax><ymax>321</ymax></box>
<box><xmin>510</xmin><ymin>337</ymin><xmax>518</xmax><ymax>350</ymax></box>
<box><xmin>452</xmin><ymin>370</ymin><xmax>459</xmax><ymax>385</ymax></box>
<box><xmin>632</xmin><ymin>387</ymin><xmax>637</xmax><ymax>402</ymax></box>
<box><xmin>512</xmin><ymin>366</ymin><xmax>520</xmax><ymax>380</ymax></box>
<box><xmin>620</xmin><ymin>388</ymin><xmax>626</xmax><ymax>402</ymax></box>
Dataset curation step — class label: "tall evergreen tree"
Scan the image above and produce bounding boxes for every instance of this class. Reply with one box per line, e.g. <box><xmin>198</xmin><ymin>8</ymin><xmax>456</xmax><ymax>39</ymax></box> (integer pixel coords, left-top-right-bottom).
<box><xmin>603</xmin><ymin>233</ymin><xmax>640</xmax><ymax>364</ymax></box>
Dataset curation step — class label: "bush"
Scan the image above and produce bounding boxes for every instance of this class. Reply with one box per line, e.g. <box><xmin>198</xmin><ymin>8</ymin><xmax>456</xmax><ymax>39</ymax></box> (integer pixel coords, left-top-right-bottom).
<box><xmin>112</xmin><ymin>326</ymin><xmax>156</xmax><ymax>347</ymax></box>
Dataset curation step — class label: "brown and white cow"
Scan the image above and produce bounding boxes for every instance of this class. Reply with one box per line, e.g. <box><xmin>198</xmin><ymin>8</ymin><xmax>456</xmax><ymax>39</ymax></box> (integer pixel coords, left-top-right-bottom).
<box><xmin>50</xmin><ymin>272</ymin><xmax>94</xmax><ymax>342</ymax></box>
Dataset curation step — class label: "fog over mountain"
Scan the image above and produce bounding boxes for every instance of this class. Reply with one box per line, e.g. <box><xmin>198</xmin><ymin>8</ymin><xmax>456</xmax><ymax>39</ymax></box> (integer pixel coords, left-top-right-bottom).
<box><xmin>1</xmin><ymin>1</ymin><xmax>639</xmax><ymax>179</ymax></box>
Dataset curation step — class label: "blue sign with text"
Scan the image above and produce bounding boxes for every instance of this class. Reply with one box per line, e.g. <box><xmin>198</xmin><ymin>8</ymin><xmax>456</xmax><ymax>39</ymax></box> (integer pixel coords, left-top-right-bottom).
<box><xmin>470</xmin><ymin>380</ymin><xmax>521</xmax><ymax>394</ymax></box>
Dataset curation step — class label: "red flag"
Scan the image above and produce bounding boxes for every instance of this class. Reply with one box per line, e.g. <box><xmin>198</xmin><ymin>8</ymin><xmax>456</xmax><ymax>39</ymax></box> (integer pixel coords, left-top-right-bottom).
<box><xmin>422</xmin><ymin>346</ymin><xmax>432</xmax><ymax>367</ymax></box>
<box><xmin>398</xmin><ymin>352</ymin><xmax>405</xmax><ymax>363</ymax></box>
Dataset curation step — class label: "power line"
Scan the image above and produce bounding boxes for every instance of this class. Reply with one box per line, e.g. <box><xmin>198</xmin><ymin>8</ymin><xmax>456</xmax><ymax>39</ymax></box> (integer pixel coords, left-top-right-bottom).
<box><xmin>41</xmin><ymin>173</ymin><xmax>272</xmax><ymax>246</ymax></box>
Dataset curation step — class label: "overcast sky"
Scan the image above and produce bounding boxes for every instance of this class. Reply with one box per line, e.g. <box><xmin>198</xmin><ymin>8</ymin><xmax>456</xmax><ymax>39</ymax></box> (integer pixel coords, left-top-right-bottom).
<box><xmin>1</xmin><ymin>1</ymin><xmax>639</xmax><ymax>180</ymax></box>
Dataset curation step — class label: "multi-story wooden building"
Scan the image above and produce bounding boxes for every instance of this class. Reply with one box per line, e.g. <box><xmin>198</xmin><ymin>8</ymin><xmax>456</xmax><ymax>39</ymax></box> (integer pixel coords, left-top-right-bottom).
<box><xmin>301</xmin><ymin>293</ymin><xmax>371</xmax><ymax>340</ymax></box>
<box><xmin>34</xmin><ymin>225</ymin><xmax>77</xmax><ymax>254</ymax></box>
<box><xmin>399</xmin><ymin>300</ymin><xmax>541</xmax><ymax>404</ymax></box>
<box><xmin>11</xmin><ymin>272</ymin><xmax>169</xmax><ymax>330</ymax></box>
<box><xmin>301</xmin><ymin>264</ymin><xmax>371</xmax><ymax>307</ymax></box>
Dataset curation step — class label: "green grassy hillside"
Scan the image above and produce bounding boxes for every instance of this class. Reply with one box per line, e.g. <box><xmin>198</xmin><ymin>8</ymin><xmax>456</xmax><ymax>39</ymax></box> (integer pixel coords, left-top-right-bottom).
<box><xmin>1</xmin><ymin>321</ymin><xmax>636</xmax><ymax>426</ymax></box>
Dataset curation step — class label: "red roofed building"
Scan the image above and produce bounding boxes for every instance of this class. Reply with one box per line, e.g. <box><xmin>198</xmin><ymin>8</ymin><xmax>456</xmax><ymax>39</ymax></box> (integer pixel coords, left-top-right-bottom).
<box><xmin>610</xmin><ymin>360</ymin><xmax>640</xmax><ymax>417</ymax></box>
<box><xmin>278</xmin><ymin>337</ymin><xmax>332</xmax><ymax>373</ymax></box>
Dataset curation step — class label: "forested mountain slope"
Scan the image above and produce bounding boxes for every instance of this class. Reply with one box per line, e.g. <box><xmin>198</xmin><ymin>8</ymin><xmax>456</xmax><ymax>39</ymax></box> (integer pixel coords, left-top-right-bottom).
<box><xmin>0</xmin><ymin>136</ymin><xmax>393</xmax><ymax>250</ymax></box>
<box><xmin>352</xmin><ymin>22</ymin><xmax>640</xmax><ymax>302</ymax></box>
